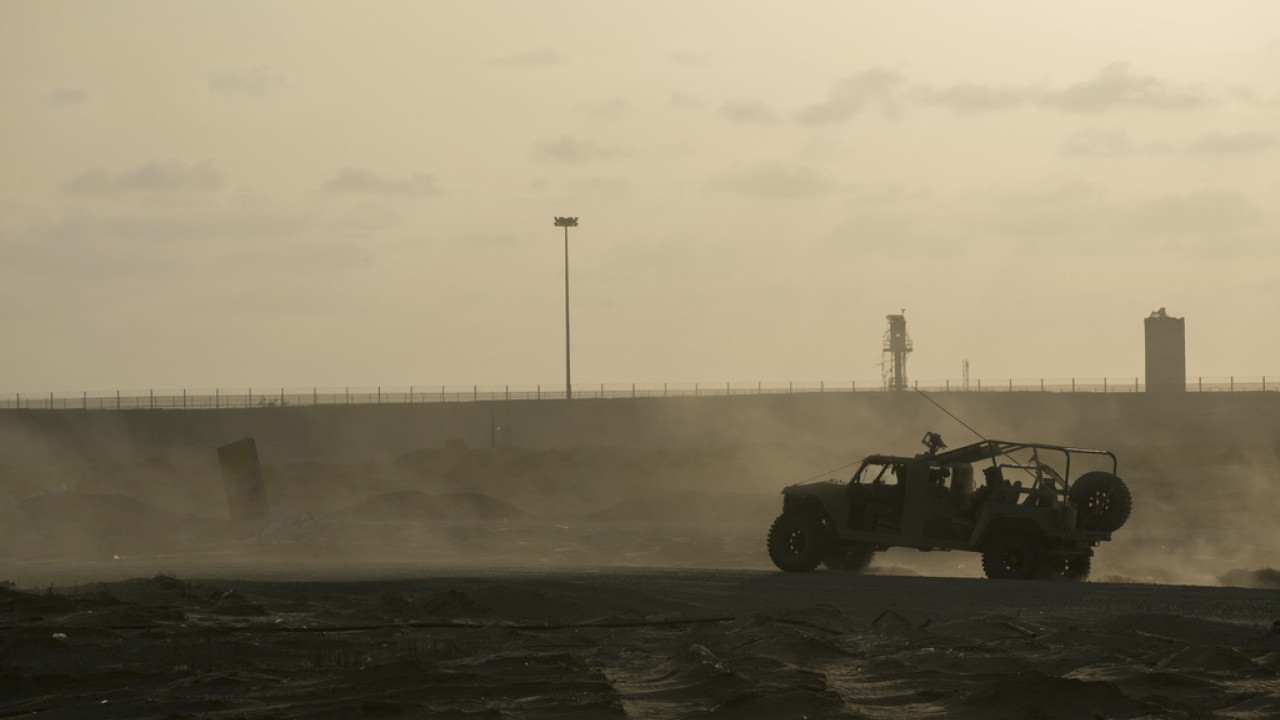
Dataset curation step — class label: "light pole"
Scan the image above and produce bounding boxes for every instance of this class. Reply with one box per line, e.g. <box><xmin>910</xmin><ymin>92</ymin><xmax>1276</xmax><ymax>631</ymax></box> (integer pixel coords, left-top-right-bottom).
<box><xmin>553</xmin><ymin>216</ymin><xmax>578</xmax><ymax>400</ymax></box>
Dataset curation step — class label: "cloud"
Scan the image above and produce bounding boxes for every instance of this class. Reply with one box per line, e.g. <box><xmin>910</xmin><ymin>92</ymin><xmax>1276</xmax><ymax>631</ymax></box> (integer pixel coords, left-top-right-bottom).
<box><xmin>917</xmin><ymin>64</ymin><xmax>1214</xmax><ymax>115</ymax></box>
<box><xmin>805</xmin><ymin>63</ymin><xmax>1224</xmax><ymax>123</ymax></box>
<box><xmin>533</xmin><ymin>136</ymin><xmax>625</xmax><ymax>163</ymax></box>
<box><xmin>47</xmin><ymin>87</ymin><xmax>86</xmax><ymax>105</ymax></box>
<box><xmin>490</xmin><ymin>48</ymin><xmax>565</xmax><ymax>67</ymax></box>
<box><xmin>842</xmin><ymin>182</ymin><xmax>932</xmax><ymax>208</ymax></box>
<box><xmin>582</xmin><ymin>98</ymin><xmax>630</xmax><ymax>121</ymax></box>
<box><xmin>711</xmin><ymin>162</ymin><xmax>835</xmax><ymax>199</ymax></box>
<box><xmin>0</xmin><ymin>207</ymin><xmax>304</xmax><ymax>284</ymax></box>
<box><xmin>320</xmin><ymin>168</ymin><xmax>440</xmax><ymax>197</ymax></box>
<box><xmin>1122</xmin><ymin>187</ymin><xmax>1263</xmax><ymax>236</ymax></box>
<box><xmin>821</xmin><ymin>184</ymin><xmax>941</xmax><ymax>257</ymax></box>
<box><xmin>912</xmin><ymin>82</ymin><xmax>1028</xmax><ymax>114</ymax></box>
<box><xmin>825</xmin><ymin>208</ymin><xmax>945</xmax><ymax>259</ymax></box>
<box><xmin>976</xmin><ymin>180</ymin><xmax>1119</xmax><ymax>240</ymax></box>
<box><xmin>998</xmin><ymin>179</ymin><xmax>1112</xmax><ymax>208</ymax></box>
<box><xmin>718</xmin><ymin>100</ymin><xmax>778</xmax><ymax>124</ymax></box>
<box><xmin>1184</xmin><ymin>132</ymin><xmax>1276</xmax><ymax>155</ymax></box>
<box><xmin>0</xmin><ymin>193</ymin><xmax>399</xmax><ymax>283</ymax></box>
<box><xmin>974</xmin><ymin>182</ymin><xmax>1264</xmax><ymax>246</ymax></box>
<box><xmin>1042</xmin><ymin>62</ymin><xmax>1212</xmax><ymax>113</ymax></box>
<box><xmin>63</xmin><ymin>160</ymin><xmax>225</xmax><ymax>194</ymax></box>
<box><xmin>206</xmin><ymin>65</ymin><xmax>287</xmax><ymax>98</ymax></box>
<box><xmin>669</xmin><ymin>91</ymin><xmax>705</xmax><ymax>111</ymax></box>
<box><xmin>798</xmin><ymin>68</ymin><xmax>905</xmax><ymax>123</ymax></box>
<box><xmin>1060</xmin><ymin>128</ymin><xmax>1174</xmax><ymax>157</ymax></box>
<box><xmin>567</xmin><ymin>176</ymin><xmax>631</xmax><ymax>197</ymax></box>
<box><xmin>1063</xmin><ymin>129</ymin><xmax>1276</xmax><ymax>157</ymax></box>
<box><xmin>1061</xmin><ymin>128</ymin><xmax>1136</xmax><ymax>156</ymax></box>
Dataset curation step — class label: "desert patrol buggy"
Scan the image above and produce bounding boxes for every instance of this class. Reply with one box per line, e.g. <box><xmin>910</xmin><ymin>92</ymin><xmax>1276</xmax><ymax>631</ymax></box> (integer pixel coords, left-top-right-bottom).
<box><xmin>767</xmin><ymin>432</ymin><xmax>1132</xmax><ymax>580</ymax></box>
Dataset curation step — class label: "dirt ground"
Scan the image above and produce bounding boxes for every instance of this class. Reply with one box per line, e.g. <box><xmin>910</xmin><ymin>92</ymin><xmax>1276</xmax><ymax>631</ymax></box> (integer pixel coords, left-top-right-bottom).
<box><xmin>2</xmin><ymin>564</ymin><xmax>1279</xmax><ymax>719</ymax></box>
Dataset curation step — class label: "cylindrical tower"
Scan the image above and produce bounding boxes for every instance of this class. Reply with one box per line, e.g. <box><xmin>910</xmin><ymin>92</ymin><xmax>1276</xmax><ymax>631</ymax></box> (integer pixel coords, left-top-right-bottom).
<box><xmin>1144</xmin><ymin>308</ymin><xmax>1185</xmax><ymax>393</ymax></box>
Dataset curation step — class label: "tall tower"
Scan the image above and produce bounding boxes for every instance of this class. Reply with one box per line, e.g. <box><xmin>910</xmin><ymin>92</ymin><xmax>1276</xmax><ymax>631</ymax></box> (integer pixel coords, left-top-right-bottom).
<box><xmin>1144</xmin><ymin>308</ymin><xmax>1185</xmax><ymax>393</ymax></box>
<box><xmin>882</xmin><ymin>311</ymin><xmax>913</xmax><ymax>391</ymax></box>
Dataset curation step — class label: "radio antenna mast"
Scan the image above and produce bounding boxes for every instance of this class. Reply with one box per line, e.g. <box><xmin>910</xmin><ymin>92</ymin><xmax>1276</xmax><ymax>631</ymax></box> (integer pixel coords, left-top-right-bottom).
<box><xmin>913</xmin><ymin>387</ymin><xmax>986</xmax><ymax>441</ymax></box>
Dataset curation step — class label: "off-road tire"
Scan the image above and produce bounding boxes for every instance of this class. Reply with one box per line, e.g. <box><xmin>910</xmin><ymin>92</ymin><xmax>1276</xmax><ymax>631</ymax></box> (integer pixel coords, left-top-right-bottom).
<box><xmin>822</xmin><ymin>543</ymin><xmax>876</xmax><ymax>573</ymax></box>
<box><xmin>767</xmin><ymin>512</ymin><xmax>829</xmax><ymax>572</ymax></box>
<box><xmin>1043</xmin><ymin>554</ymin><xmax>1092</xmax><ymax>581</ymax></box>
<box><xmin>1069</xmin><ymin>471</ymin><xmax>1132</xmax><ymax>532</ymax></box>
<box><xmin>981</xmin><ymin>532</ymin><xmax>1040</xmax><ymax>580</ymax></box>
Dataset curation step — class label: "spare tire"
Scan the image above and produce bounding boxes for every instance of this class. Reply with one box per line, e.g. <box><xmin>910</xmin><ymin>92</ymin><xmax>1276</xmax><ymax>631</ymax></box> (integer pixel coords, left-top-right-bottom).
<box><xmin>1069</xmin><ymin>471</ymin><xmax>1132</xmax><ymax>532</ymax></box>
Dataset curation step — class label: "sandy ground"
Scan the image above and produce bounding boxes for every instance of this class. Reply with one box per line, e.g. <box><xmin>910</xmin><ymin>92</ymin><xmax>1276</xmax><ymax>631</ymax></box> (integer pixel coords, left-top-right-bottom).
<box><xmin>2</xmin><ymin>560</ymin><xmax>1279</xmax><ymax>719</ymax></box>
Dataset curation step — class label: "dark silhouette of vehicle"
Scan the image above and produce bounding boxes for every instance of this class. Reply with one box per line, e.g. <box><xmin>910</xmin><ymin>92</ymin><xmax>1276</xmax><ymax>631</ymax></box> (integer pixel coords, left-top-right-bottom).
<box><xmin>767</xmin><ymin>432</ymin><xmax>1131</xmax><ymax>580</ymax></box>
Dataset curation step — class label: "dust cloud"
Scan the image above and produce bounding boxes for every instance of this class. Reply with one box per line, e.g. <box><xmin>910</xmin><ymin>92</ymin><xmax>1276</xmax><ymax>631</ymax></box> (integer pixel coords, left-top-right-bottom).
<box><xmin>1</xmin><ymin>392</ymin><xmax>1277</xmax><ymax>588</ymax></box>
<box><xmin>4</xmin><ymin>395</ymin><xmax>1280</xmax><ymax>717</ymax></box>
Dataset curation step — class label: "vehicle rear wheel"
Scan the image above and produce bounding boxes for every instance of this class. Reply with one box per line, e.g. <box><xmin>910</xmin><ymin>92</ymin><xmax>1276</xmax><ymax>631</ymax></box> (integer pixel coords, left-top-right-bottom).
<box><xmin>822</xmin><ymin>543</ymin><xmax>875</xmax><ymax>573</ymax></box>
<box><xmin>767</xmin><ymin>512</ymin><xmax>829</xmax><ymax>572</ymax></box>
<box><xmin>1069</xmin><ymin>471</ymin><xmax>1132</xmax><ymax>532</ymax></box>
<box><xmin>1043</xmin><ymin>554</ymin><xmax>1091</xmax><ymax>581</ymax></box>
<box><xmin>981</xmin><ymin>532</ymin><xmax>1040</xmax><ymax>580</ymax></box>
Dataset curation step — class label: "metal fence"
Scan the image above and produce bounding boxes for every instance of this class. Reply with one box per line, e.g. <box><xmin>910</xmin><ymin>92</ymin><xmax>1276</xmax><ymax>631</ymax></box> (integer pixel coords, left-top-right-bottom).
<box><xmin>0</xmin><ymin>377</ymin><xmax>1274</xmax><ymax>411</ymax></box>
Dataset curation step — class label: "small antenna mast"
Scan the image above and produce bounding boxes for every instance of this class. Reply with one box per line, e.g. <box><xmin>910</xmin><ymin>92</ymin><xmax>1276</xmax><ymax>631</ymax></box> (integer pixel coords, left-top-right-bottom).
<box><xmin>913</xmin><ymin>387</ymin><xmax>986</xmax><ymax>441</ymax></box>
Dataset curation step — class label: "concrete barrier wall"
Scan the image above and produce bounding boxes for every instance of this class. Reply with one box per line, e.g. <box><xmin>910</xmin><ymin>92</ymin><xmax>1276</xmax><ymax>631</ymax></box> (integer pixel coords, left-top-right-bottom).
<box><xmin>3</xmin><ymin>392</ymin><xmax>1278</xmax><ymax>469</ymax></box>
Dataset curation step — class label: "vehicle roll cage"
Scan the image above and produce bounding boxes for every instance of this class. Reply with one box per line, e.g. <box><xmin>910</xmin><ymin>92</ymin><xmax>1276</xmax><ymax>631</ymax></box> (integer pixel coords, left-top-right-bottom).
<box><xmin>852</xmin><ymin>437</ymin><xmax>1118</xmax><ymax>493</ymax></box>
<box><xmin>933</xmin><ymin>439</ymin><xmax>1118</xmax><ymax>490</ymax></box>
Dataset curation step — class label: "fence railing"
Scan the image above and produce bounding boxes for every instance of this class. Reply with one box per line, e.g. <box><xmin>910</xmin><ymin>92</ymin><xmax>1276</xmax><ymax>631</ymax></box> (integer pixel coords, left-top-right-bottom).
<box><xmin>0</xmin><ymin>377</ymin><xmax>1274</xmax><ymax>411</ymax></box>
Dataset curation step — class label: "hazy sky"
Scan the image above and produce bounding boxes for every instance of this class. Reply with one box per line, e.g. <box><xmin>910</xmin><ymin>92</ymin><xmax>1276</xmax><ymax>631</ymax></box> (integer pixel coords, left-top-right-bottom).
<box><xmin>2</xmin><ymin>2</ymin><xmax>1278</xmax><ymax>393</ymax></box>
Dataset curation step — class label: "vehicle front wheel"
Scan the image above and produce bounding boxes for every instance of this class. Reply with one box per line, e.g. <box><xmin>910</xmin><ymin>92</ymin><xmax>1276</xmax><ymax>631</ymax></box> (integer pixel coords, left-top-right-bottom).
<box><xmin>981</xmin><ymin>532</ymin><xmax>1040</xmax><ymax>580</ymax></box>
<box><xmin>767</xmin><ymin>512</ymin><xmax>829</xmax><ymax>572</ymax></box>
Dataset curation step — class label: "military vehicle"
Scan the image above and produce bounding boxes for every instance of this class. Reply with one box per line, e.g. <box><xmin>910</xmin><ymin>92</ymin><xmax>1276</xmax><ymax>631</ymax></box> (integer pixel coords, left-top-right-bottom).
<box><xmin>766</xmin><ymin>432</ymin><xmax>1131</xmax><ymax>580</ymax></box>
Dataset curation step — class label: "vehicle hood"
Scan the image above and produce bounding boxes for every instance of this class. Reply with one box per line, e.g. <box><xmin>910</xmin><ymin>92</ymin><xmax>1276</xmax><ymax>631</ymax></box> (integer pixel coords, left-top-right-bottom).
<box><xmin>781</xmin><ymin>479</ymin><xmax>843</xmax><ymax>494</ymax></box>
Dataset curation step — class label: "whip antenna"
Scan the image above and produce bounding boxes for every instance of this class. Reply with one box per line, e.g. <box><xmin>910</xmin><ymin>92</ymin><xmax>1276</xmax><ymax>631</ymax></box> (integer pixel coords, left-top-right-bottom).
<box><xmin>913</xmin><ymin>387</ymin><xmax>986</xmax><ymax>441</ymax></box>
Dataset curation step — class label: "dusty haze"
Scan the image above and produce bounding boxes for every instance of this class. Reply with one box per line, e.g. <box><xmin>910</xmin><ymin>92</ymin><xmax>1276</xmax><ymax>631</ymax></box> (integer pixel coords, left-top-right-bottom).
<box><xmin>2</xmin><ymin>2</ymin><xmax>1279</xmax><ymax>393</ymax></box>
<box><xmin>3</xmin><ymin>393</ymin><xmax>1278</xmax><ymax>588</ymax></box>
